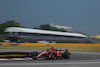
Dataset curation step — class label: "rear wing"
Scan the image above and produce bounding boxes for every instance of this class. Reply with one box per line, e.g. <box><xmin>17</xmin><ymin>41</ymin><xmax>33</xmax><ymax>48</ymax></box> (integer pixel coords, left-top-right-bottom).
<box><xmin>56</xmin><ymin>48</ymin><xmax>68</xmax><ymax>51</ymax></box>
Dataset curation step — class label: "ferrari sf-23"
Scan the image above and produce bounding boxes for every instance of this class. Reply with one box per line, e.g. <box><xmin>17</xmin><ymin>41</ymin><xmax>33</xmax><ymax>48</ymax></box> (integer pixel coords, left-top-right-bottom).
<box><xmin>31</xmin><ymin>47</ymin><xmax>70</xmax><ymax>60</ymax></box>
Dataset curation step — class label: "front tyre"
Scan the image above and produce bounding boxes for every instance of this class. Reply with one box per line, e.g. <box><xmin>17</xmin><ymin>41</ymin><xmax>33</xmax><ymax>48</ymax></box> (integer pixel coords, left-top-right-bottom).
<box><xmin>31</xmin><ymin>52</ymin><xmax>38</xmax><ymax>60</ymax></box>
<box><xmin>33</xmin><ymin>57</ymin><xmax>37</xmax><ymax>60</ymax></box>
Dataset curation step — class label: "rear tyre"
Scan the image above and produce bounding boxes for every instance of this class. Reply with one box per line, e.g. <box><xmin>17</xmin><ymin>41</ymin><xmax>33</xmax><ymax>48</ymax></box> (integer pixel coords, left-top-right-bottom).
<box><xmin>63</xmin><ymin>52</ymin><xmax>70</xmax><ymax>59</ymax></box>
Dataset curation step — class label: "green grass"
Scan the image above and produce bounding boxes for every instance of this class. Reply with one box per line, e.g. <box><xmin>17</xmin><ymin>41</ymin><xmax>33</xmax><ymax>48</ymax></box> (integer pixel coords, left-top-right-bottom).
<box><xmin>0</xmin><ymin>45</ymin><xmax>100</xmax><ymax>52</ymax></box>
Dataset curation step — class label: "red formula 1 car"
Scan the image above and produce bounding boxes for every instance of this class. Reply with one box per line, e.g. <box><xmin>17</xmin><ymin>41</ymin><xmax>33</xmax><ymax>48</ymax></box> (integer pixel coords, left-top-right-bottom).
<box><xmin>31</xmin><ymin>47</ymin><xmax>70</xmax><ymax>60</ymax></box>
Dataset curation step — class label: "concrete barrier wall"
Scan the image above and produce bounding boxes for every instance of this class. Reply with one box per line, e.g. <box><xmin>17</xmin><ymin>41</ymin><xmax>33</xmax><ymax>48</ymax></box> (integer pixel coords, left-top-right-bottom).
<box><xmin>18</xmin><ymin>43</ymin><xmax>100</xmax><ymax>46</ymax></box>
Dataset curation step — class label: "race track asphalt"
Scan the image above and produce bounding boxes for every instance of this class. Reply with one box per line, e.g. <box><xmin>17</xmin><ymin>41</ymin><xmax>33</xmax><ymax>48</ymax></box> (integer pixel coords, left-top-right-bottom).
<box><xmin>0</xmin><ymin>49</ymin><xmax>100</xmax><ymax>67</ymax></box>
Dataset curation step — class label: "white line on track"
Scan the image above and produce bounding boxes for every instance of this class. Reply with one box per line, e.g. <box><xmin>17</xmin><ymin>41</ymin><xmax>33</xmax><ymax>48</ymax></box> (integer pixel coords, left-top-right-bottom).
<box><xmin>0</xmin><ymin>58</ymin><xmax>32</xmax><ymax>60</ymax></box>
<box><xmin>0</xmin><ymin>62</ymin><xmax>100</xmax><ymax>65</ymax></box>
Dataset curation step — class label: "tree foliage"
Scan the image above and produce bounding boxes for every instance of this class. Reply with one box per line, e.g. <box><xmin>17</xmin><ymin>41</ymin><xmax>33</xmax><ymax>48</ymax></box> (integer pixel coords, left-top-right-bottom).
<box><xmin>0</xmin><ymin>35</ymin><xmax>5</xmax><ymax>41</ymax></box>
<box><xmin>34</xmin><ymin>24</ymin><xmax>86</xmax><ymax>35</ymax></box>
<box><xmin>75</xmin><ymin>31</ymin><xmax>87</xmax><ymax>35</ymax></box>
<box><xmin>39</xmin><ymin>24</ymin><xmax>58</xmax><ymax>31</ymax></box>
<box><xmin>34</xmin><ymin>24</ymin><xmax>67</xmax><ymax>32</ymax></box>
<box><xmin>0</xmin><ymin>20</ymin><xmax>25</xmax><ymax>34</ymax></box>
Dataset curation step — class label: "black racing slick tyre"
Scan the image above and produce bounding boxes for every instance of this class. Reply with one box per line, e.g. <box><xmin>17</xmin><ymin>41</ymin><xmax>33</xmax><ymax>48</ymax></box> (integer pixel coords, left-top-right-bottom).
<box><xmin>31</xmin><ymin>52</ymin><xmax>38</xmax><ymax>60</ymax></box>
<box><xmin>33</xmin><ymin>57</ymin><xmax>37</xmax><ymax>60</ymax></box>
<box><xmin>31</xmin><ymin>52</ymin><xmax>35</xmax><ymax>58</ymax></box>
<box><xmin>51</xmin><ymin>53</ymin><xmax>57</xmax><ymax>60</ymax></box>
<box><xmin>48</xmin><ymin>52</ymin><xmax>56</xmax><ymax>60</ymax></box>
<box><xmin>51</xmin><ymin>53</ymin><xmax>55</xmax><ymax>60</ymax></box>
<box><xmin>63</xmin><ymin>52</ymin><xmax>70</xmax><ymax>59</ymax></box>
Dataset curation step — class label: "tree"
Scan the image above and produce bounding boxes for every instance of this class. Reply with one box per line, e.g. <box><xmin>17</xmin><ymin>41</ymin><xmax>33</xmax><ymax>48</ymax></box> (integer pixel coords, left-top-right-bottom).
<box><xmin>0</xmin><ymin>35</ymin><xmax>5</xmax><ymax>41</ymax></box>
<box><xmin>33</xmin><ymin>24</ymin><xmax>87</xmax><ymax>35</ymax></box>
<box><xmin>33</xmin><ymin>26</ymin><xmax>39</xmax><ymax>29</ymax></box>
<box><xmin>0</xmin><ymin>20</ymin><xmax>25</xmax><ymax>34</ymax></box>
<box><xmin>39</xmin><ymin>24</ymin><xmax>51</xmax><ymax>30</ymax></box>
<box><xmin>39</xmin><ymin>24</ymin><xmax>67</xmax><ymax>32</ymax></box>
<box><xmin>75</xmin><ymin>31</ymin><xmax>87</xmax><ymax>35</ymax></box>
<box><xmin>59</xmin><ymin>28</ymin><xmax>66</xmax><ymax>32</ymax></box>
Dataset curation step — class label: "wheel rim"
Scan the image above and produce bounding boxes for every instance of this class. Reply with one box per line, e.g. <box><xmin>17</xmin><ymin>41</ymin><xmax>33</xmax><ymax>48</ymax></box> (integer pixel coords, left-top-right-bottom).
<box><xmin>68</xmin><ymin>54</ymin><xmax>70</xmax><ymax>57</ymax></box>
<box><xmin>51</xmin><ymin>53</ymin><xmax>54</xmax><ymax>59</ymax></box>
